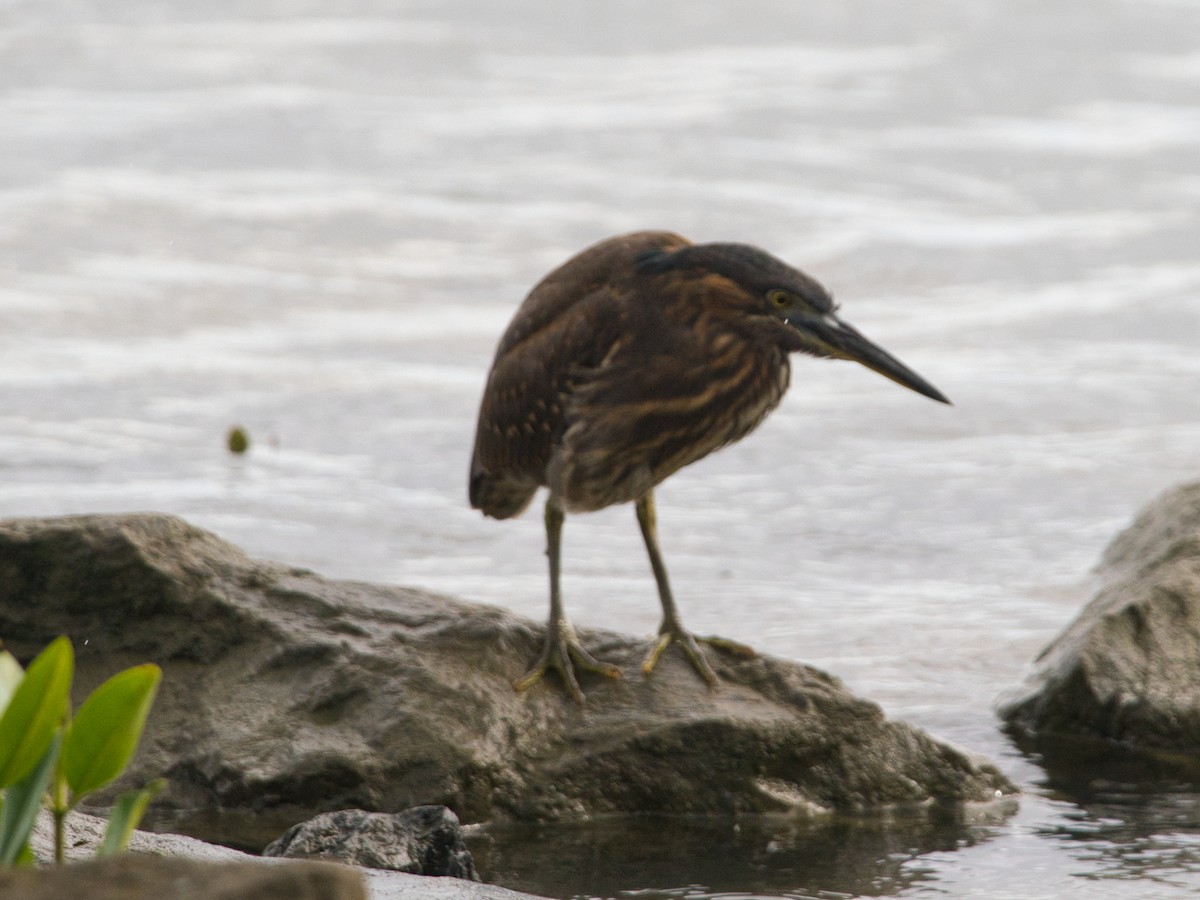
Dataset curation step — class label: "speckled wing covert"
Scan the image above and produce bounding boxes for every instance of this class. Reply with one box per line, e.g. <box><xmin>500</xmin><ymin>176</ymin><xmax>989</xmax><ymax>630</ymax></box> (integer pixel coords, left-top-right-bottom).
<box><xmin>469</xmin><ymin>231</ymin><xmax>693</xmax><ymax>519</ymax></box>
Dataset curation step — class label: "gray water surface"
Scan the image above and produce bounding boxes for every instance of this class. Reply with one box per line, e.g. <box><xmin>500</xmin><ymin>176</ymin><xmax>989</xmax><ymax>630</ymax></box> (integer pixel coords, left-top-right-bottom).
<box><xmin>3</xmin><ymin>0</ymin><xmax>1200</xmax><ymax>897</ymax></box>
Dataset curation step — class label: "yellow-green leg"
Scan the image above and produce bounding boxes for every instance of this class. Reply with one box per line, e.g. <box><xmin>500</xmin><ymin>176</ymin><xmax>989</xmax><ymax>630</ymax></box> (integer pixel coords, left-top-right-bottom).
<box><xmin>636</xmin><ymin>491</ymin><xmax>755</xmax><ymax>687</ymax></box>
<box><xmin>514</xmin><ymin>496</ymin><xmax>622</xmax><ymax>703</ymax></box>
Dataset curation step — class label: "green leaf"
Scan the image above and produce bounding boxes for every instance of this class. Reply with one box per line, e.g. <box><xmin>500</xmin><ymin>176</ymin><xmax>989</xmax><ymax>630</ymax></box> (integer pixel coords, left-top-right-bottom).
<box><xmin>0</xmin><ymin>637</ymin><xmax>73</xmax><ymax>789</ymax></box>
<box><xmin>62</xmin><ymin>664</ymin><xmax>160</xmax><ymax>799</ymax></box>
<box><xmin>0</xmin><ymin>733</ymin><xmax>61</xmax><ymax>865</ymax></box>
<box><xmin>0</xmin><ymin>651</ymin><xmax>24</xmax><ymax>718</ymax></box>
<box><xmin>96</xmin><ymin>779</ymin><xmax>164</xmax><ymax>858</ymax></box>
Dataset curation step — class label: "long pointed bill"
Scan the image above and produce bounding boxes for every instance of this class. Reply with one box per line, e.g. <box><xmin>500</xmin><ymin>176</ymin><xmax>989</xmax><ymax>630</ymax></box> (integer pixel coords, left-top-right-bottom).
<box><xmin>803</xmin><ymin>314</ymin><xmax>951</xmax><ymax>404</ymax></box>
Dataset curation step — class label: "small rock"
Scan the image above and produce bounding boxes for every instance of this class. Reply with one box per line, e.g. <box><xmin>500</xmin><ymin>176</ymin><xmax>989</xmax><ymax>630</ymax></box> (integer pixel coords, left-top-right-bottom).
<box><xmin>27</xmin><ymin>809</ymin><xmax>551</xmax><ymax>900</ymax></box>
<box><xmin>1001</xmin><ymin>480</ymin><xmax>1200</xmax><ymax>763</ymax></box>
<box><xmin>0</xmin><ymin>855</ymin><xmax>365</xmax><ymax>900</ymax></box>
<box><xmin>264</xmin><ymin>806</ymin><xmax>479</xmax><ymax>880</ymax></box>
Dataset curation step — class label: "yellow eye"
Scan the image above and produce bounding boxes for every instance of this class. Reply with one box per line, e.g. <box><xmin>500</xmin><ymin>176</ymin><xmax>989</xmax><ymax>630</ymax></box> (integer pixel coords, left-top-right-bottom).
<box><xmin>767</xmin><ymin>289</ymin><xmax>791</xmax><ymax>310</ymax></box>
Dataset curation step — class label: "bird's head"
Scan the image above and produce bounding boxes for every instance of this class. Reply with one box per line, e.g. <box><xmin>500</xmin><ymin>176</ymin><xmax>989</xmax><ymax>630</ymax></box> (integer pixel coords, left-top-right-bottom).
<box><xmin>638</xmin><ymin>242</ymin><xmax>950</xmax><ymax>404</ymax></box>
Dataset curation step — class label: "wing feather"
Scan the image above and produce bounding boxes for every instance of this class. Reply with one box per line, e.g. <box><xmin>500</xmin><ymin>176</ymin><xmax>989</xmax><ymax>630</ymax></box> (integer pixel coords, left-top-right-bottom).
<box><xmin>469</xmin><ymin>231</ymin><xmax>691</xmax><ymax>518</ymax></box>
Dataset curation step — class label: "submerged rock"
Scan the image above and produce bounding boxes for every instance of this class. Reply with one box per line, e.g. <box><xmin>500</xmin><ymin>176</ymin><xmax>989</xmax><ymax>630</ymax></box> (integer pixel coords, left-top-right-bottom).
<box><xmin>0</xmin><ymin>513</ymin><xmax>1015</xmax><ymax>843</ymax></box>
<box><xmin>264</xmin><ymin>807</ymin><xmax>479</xmax><ymax>880</ymax></box>
<box><xmin>1001</xmin><ymin>481</ymin><xmax>1200</xmax><ymax>764</ymax></box>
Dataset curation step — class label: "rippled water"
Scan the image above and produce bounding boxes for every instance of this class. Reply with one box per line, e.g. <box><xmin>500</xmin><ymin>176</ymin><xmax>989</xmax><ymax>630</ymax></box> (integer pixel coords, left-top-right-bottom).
<box><xmin>4</xmin><ymin>0</ymin><xmax>1200</xmax><ymax>897</ymax></box>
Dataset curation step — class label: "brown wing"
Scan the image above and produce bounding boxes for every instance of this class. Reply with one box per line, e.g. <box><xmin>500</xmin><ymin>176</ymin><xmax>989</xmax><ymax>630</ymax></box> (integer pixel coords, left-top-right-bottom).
<box><xmin>547</xmin><ymin>273</ymin><xmax>790</xmax><ymax>512</ymax></box>
<box><xmin>469</xmin><ymin>231</ymin><xmax>692</xmax><ymax>519</ymax></box>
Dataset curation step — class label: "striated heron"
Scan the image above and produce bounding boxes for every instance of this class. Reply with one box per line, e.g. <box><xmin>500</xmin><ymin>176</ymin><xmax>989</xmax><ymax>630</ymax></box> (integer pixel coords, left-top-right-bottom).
<box><xmin>469</xmin><ymin>231</ymin><xmax>949</xmax><ymax>702</ymax></box>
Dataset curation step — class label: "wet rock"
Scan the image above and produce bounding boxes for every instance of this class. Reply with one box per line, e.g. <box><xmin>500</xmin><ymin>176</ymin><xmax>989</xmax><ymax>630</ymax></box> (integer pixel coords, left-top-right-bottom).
<box><xmin>1001</xmin><ymin>481</ymin><xmax>1200</xmax><ymax>761</ymax></box>
<box><xmin>26</xmin><ymin>809</ymin><xmax>548</xmax><ymax>900</ymax></box>
<box><xmin>0</xmin><ymin>513</ymin><xmax>1015</xmax><ymax>843</ymax></box>
<box><xmin>264</xmin><ymin>806</ymin><xmax>479</xmax><ymax>880</ymax></box>
<box><xmin>0</xmin><ymin>854</ymin><xmax>366</xmax><ymax>900</ymax></box>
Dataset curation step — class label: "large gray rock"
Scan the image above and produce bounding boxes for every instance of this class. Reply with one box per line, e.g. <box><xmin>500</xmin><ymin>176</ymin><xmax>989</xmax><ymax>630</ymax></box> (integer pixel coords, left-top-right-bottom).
<box><xmin>264</xmin><ymin>807</ymin><xmax>478</xmax><ymax>880</ymax></box>
<box><xmin>0</xmin><ymin>513</ymin><xmax>1014</xmax><ymax>845</ymax></box>
<box><xmin>1001</xmin><ymin>481</ymin><xmax>1200</xmax><ymax>761</ymax></box>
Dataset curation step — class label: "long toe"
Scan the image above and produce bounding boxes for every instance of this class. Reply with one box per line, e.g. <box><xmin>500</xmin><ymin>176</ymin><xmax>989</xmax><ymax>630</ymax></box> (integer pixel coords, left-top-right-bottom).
<box><xmin>641</xmin><ymin>626</ymin><xmax>720</xmax><ymax>688</ymax></box>
<box><xmin>514</xmin><ymin>631</ymin><xmax>622</xmax><ymax>704</ymax></box>
<box><xmin>698</xmin><ymin>634</ymin><xmax>757</xmax><ymax>660</ymax></box>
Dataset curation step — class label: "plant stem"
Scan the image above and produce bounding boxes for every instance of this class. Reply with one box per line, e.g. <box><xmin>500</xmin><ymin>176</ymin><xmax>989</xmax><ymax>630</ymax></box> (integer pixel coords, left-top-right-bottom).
<box><xmin>50</xmin><ymin>751</ymin><xmax>70</xmax><ymax>865</ymax></box>
<box><xmin>53</xmin><ymin>807</ymin><xmax>65</xmax><ymax>864</ymax></box>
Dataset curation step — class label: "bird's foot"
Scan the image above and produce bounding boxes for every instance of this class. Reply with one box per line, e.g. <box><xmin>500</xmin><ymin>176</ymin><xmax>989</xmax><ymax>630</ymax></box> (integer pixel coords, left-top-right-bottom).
<box><xmin>641</xmin><ymin>625</ymin><xmax>756</xmax><ymax>689</ymax></box>
<box><xmin>514</xmin><ymin>619</ymin><xmax>622</xmax><ymax>704</ymax></box>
